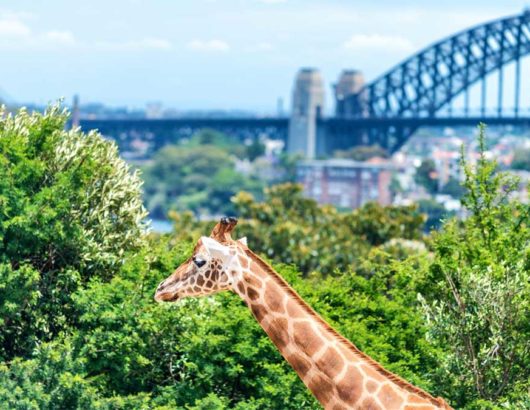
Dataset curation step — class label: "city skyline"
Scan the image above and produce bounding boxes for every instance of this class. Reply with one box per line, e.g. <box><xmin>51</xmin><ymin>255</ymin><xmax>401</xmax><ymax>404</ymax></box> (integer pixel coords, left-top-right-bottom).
<box><xmin>1</xmin><ymin>1</ymin><xmax>529</xmax><ymax>111</ymax></box>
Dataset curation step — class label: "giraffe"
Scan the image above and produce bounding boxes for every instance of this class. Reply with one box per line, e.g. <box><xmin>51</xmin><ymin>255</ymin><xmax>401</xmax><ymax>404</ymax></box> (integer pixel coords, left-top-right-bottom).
<box><xmin>155</xmin><ymin>217</ymin><xmax>453</xmax><ymax>410</ymax></box>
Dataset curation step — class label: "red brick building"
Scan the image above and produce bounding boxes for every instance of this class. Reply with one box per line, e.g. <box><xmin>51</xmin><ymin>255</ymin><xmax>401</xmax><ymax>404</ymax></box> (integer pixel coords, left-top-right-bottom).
<box><xmin>296</xmin><ymin>158</ymin><xmax>395</xmax><ymax>209</ymax></box>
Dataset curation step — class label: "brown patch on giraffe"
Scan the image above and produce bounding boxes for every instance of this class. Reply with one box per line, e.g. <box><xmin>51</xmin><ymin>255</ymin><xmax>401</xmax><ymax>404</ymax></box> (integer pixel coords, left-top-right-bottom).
<box><xmin>292</xmin><ymin>321</ymin><xmax>325</xmax><ymax>356</ymax></box>
<box><xmin>332</xmin><ymin>404</ymin><xmax>348</xmax><ymax>410</ymax></box>
<box><xmin>286</xmin><ymin>352</ymin><xmax>311</xmax><ymax>375</ymax></box>
<box><xmin>246</xmin><ymin>286</ymin><xmax>260</xmax><ymax>301</ymax></box>
<box><xmin>335</xmin><ymin>365</ymin><xmax>363</xmax><ymax>404</ymax></box>
<box><xmin>264</xmin><ymin>283</ymin><xmax>285</xmax><ymax>313</ymax></box>
<box><xmin>361</xmin><ymin>397</ymin><xmax>382</xmax><ymax>410</ymax></box>
<box><xmin>204</xmin><ymin>270</ymin><xmax>212</xmax><ymax>278</ymax></box>
<box><xmin>361</xmin><ymin>363</ymin><xmax>386</xmax><ymax>383</ymax></box>
<box><xmin>244</xmin><ymin>273</ymin><xmax>262</xmax><ymax>288</ymax></box>
<box><xmin>379</xmin><ymin>384</ymin><xmax>404</xmax><ymax>409</ymax></box>
<box><xmin>238</xmin><ymin>255</ymin><xmax>249</xmax><ymax>269</ymax></box>
<box><xmin>307</xmin><ymin>373</ymin><xmax>334</xmax><ymax>406</ymax></box>
<box><xmin>192</xmin><ymin>286</ymin><xmax>201</xmax><ymax>293</ymax></box>
<box><xmin>206</xmin><ymin>280</ymin><xmax>213</xmax><ymax>288</ymax></box>
<box><xmin>236</xmin><ymin>282</ymin><xmax>245</xmax><ymax>294</ymax></box>
<box><xmin>250</xmin><ymin>303</ymin><xmax>268</xmax><ymax>322</ymax></box>
<box><xmin>197</xmin><ymin>276</ymin><xmax>205</xmax><ymax>286</ymax></box>
<box><xmin>267</xmin><ymin>317</ymin><xmax>289</xmax><ymax>349</ymax></box>
<box><xmin>366</xmin><ymin>379</ymin><xmax>378</xmax><ymax>393</ymax></box>
<box><xmin>249</xmin><ymin>260</ymin><xmax>269</xmax><ymax>278</ymax></box>
<box><xmin>407</xmin><ymin>394</ymin><xmax>431</xmax><ymax>404</ymax></box>
<box><xmin>210</xmin><ymin>269</ymin><xmax>220</xmax><ymax>281</ymax></box>
<box><xmin>315</xmin><ymin>346</ymin><xmax>344</xmax><ymax>379</ymax></box>
<box><xmin>404</xmin><ymin>406</ymin><xmax>437</xmax><ymax>410</ymax></box>
<box><xmin>286</xmin><ymin>299</ymin><xmax>305</xmax><ymax>318</ymax></box>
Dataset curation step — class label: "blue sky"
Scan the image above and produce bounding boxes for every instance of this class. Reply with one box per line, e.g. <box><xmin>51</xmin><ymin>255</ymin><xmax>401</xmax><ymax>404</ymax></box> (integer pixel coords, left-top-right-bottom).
<box><xmin>0</xmin><ymin>1</ymin><xmax>528</xmax><ymax>112</ymax></box>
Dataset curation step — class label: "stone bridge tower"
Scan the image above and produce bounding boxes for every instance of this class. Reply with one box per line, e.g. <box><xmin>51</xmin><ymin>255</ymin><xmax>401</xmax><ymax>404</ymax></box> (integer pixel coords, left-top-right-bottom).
<box><xmin>287</xmin><ymin>68</ymin><xmax>325</xmax><ymax>158</ymax></box>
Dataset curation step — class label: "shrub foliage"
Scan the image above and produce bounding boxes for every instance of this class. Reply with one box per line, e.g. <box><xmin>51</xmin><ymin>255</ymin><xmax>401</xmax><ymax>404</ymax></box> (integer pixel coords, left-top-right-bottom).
<box><xmin>0</xmin><ymin>110</ymin><xmax>527</xmax><ymax>409</ymax></box>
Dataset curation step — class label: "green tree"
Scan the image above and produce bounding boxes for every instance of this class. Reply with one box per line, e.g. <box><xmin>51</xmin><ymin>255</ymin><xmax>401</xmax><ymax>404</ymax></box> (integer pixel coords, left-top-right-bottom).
<box><xmin>419</xmin><ymin>126</ymin><xmax>530</xmax><ymax>407</ymax></box>
<box><xmin>511</xmin><ymin>147</ymin><xmax>530</xmax><ymax>171</ymax></box>
<box><xmin>0</xmin><ymin>105</ymin><xmax>147</xmax><ymax>360</ymax></box>
<box><xmin>415</xmin><ymin>159</ymin><xmax>439</xmax><ymax>194</ymax></box>
<box><xmin>143</xmin><ymin>143</ymin><xmax>263</xmax><ymax>218</ymax></box>
<box><xmin>417</xmin><ymin>199</ymin><xmax>452</xmax><ymax>231</ymax></box>
<box><xmin>440</xmin><ymin>177</ymin><xmax>466</xmax><ymax>199</ymax></box>
<box><xmin>231</xmin><ymin>184</ymin><xmax>424</xmax><ymax>275</ymax></box>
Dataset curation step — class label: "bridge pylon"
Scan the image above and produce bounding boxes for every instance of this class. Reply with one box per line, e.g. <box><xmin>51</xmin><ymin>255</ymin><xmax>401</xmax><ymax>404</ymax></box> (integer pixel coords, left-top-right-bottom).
<box><xmin>287</xmin><ymin>68</ymin><xmax>325</xmax><ymax>158</ymax></box>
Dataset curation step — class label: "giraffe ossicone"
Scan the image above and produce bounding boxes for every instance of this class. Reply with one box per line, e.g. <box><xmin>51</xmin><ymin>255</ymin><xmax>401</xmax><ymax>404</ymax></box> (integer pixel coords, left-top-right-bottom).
<box><xmin>155</xmin><ymin>217</ymin><xmax>453</xmax><ymax>410</ymax></box>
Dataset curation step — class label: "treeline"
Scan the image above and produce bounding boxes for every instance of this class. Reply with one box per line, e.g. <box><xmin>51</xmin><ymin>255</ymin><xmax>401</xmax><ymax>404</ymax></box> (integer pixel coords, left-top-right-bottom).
<box><xmin>0</xmin><ymin>107</ymin><xmax>528</xmax><ymax>409</ymax></box>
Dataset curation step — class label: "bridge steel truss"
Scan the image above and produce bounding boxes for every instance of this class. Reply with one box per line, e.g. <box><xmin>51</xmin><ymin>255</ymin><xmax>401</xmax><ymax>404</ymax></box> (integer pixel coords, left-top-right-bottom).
<box><xmin>337</xmin><ymin>10</ymin><xmax>530</xmax><ymax>152</ymax></box>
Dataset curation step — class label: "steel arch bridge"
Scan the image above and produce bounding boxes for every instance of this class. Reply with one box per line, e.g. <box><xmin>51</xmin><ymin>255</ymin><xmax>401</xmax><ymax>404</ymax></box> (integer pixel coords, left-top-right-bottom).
<box><xmin>75</xmin><ymin>10</ymin><xmax>530</xmax><ymax>158</ymax></box>
<box><xmin>327</xmin><ymin>10</ymin><xmax>530</xmax><ymax>152</ymax></box>
<box><xmin>344</xmin><ymin>10</ymin><xmax>530</xmax><ymax>118</ymax></box>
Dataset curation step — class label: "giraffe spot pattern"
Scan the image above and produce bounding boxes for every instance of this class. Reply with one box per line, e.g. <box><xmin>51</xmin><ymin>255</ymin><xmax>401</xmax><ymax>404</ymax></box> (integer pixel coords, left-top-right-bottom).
<box><xmin>379</xmin><ymin>384</ymin><xmax>405</xmax><ymax>409</ymax></box>
<box><xmin>315</xmin><ymin>346</ymin><xmax>344</xmax><ymax>379</ymax></box>
<box><xmin>366</xmin><ymin>380</ymin><xmax>378</xmax><ymax>393</ymax></box>
<box><xmin>293</xmin><ymin>322</ymin><xmax>325</xmax><ymax>356</ymax></box>
<box><xmin>268</xmin><ymin>317</ymin><xmax>289</xmax><ymax>349</ymax></box>
<box><xmin>264</xmin><ymin>283</ymin><xmax>286</xmax><ymax>313</ymax></box>
<box><xmin>361</xmin><ymin>397</ymin><xmax>383</xmax><ymax>409</ymax></box>
<box><xmin>335</xmin><ymin>365</ymin><xmax>363</xmax><ymax>403</ymax></box>
<box><xmin>247</xmin><ymin>286</ymin><xmax>260</xmax><ymax>301</ymax></box>
<box><xmin>286</xmin><ymin>299</ymin><xmax>305</xmax><ymax>318</ymax></box>
<box><xmin>287</xmin><ymin>352</ymin><xmax>311</xmax><ymax>375</ymax></box>
<box><xmin>250</xmin><ymin>303</ymin><xmax>268</xmax><ymax>322</ymax></box>
<box><xmin>307</xmin><ymin>373</ymin><xmax>334</xmax><ymax>406</ymax></box>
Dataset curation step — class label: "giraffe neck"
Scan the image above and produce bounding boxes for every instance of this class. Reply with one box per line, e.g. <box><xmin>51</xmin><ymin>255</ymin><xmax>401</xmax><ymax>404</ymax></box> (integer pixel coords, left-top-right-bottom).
<box><xmin>232</xmin><ymin>248</ymin><xmax>450</xmax><ymax>410</ymax></box>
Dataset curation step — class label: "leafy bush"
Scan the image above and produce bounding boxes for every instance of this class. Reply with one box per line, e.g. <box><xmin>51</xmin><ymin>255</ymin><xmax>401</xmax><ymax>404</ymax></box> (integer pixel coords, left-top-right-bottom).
<box><xmin>0</xmin><ymin>105</ymin><xmax>147</xmax><ymax>359</ymax></box>
<box><xmin>418</xmin><ymin>126</ymin><xmax>530</xmax><ymax>407</ymax></box>
<box><xmin>232</xmin><ymin>183</ymin><xmax>424</xmax><ymax>275</ymax></box>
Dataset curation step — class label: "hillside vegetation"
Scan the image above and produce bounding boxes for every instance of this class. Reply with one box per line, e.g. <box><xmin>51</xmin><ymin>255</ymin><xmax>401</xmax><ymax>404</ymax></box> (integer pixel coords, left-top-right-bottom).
<box><xmin>0</xmin><ymin>107</ymin><xmax>528</xmax><ymax>409</ymax></box>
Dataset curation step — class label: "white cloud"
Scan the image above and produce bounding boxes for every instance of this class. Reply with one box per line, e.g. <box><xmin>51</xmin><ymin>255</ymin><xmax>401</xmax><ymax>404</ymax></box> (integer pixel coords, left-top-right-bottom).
<box><xmin>343</xmin><ymin>34</ymin><xmax>414</xmax><ymax>52</ymax></box>
<box><xmin>0</xmin><ymin>12</ymin><xmax>77</xmax><ymax>49</ymax></box>
<box><xmin>187</xmin><ymin>39</ymin><xmax>229</xmax><ymax>52</ymax></box>
<box><xmin>134</xmin><ymin>37</ymin><xmax>172</xmax><ymax>50</ymax></box>
<box><xmin>96</xmin><ymin>37</ymin><xmax>172</xmax><ymax>51</ymax></box>
<box><xmin>44</xmin><ymin>30</ymin><xmax>76</xmax><ymax>45</ymax></box>
<box><xmin>246</xmin><ymin>41</ymin><xmax>274</xmax><ymax>52</ymax></box>
<box><xmin>0</xmin><ymin>18</ymin><xmax>31</xmax><ymax>38</ymax></box>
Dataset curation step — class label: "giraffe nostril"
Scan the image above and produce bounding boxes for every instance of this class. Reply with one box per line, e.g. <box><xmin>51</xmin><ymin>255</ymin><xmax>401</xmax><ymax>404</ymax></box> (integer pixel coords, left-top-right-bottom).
<box><xmin>157</xmin><ymin>280</ymin><xmax>166</xmax><ymax>291</ymax></box>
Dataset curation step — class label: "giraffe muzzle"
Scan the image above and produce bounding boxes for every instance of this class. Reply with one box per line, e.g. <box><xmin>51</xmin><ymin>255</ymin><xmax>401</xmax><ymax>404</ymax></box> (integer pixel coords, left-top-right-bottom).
<box><xmin>154</xmin><ymin>280</ymin><xmax>181</xmax><ymax>302</ymax></box>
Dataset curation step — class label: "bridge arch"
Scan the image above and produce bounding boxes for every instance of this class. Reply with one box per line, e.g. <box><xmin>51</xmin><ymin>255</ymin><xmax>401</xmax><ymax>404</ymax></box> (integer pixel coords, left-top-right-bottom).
<box><xmin>343</xmin><ymin>10</ymin><xmax>530</xmax><ymax>119</ymax></box>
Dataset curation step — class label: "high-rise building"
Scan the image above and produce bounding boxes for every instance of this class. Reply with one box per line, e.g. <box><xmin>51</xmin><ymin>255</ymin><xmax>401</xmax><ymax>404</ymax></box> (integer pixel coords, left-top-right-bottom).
<box><xmin>334</xmin><ymin>70</ymin><xmax>366</xmax><ymax>117</ymax></box>
<box><xmin>287</xmin><ymin>68</ymin><xmax>325</xmax><ymax>158</ymax></box>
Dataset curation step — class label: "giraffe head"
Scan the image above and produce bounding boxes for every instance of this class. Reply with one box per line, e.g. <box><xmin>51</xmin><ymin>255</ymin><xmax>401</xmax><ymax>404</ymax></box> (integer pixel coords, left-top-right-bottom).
<box><xmin>154</xmin><ymin>217</ymin><xmax>246</xmax><ymax>302</ymax></box>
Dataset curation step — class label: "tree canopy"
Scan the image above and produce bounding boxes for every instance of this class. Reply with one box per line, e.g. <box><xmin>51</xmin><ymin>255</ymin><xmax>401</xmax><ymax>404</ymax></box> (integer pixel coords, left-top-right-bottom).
<box><xmin>0</xmin><ymin>108</ymin><xmax>527</xmax><ymax>409</ymax></box>
<box><xmin>142</xmin><ymin>131</ymin><xmax>263</xmax><ymax>219</ymax></box>
<box><xmin>0</xmin><ymin>105</ymin><xmax>147</xmax><ymax>360</ymax></box>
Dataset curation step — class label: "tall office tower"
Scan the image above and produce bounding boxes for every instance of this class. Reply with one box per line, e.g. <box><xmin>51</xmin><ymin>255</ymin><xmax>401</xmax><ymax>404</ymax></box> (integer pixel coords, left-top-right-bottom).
<box><xmin>287</xmin><ymin>68</ymin><xmax>325</xmax><ymax>158</ymax></box>
<box><xmin>334</xmin><ymin>70</ymin><xmax>365</xmax><ymax>117</ymax></box>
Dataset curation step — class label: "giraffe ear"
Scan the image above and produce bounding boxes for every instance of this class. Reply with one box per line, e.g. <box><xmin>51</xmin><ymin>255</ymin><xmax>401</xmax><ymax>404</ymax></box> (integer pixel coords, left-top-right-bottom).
<box><xmin>200</xmin><ymin>237</ymin><xmax>232</xmax><ymax>263</ymax></box>
<box><xmin>237</xmin><ymin>237</ymin><xmax>247</xmax><ymax>246</ymax></box>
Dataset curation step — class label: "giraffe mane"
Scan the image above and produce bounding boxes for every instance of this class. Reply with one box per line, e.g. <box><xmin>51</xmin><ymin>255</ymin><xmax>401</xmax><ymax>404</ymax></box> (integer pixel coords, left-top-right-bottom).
<box><xmin>243</xmin><ymin>247</ymin><xmax>450</xmax><ymax>408</ymax></box>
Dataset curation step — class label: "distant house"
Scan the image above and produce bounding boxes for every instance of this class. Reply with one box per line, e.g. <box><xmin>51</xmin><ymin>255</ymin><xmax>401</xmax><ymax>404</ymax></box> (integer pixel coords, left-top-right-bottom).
<box><xmin>296</xmin><ymin>158</ymin><xmax>395</xmax><ymax>209</ymax></box>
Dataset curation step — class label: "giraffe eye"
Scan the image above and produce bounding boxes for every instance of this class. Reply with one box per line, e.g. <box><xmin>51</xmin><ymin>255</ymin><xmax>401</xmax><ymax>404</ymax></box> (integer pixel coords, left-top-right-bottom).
<box><xmin>192</xmin><ymin>256</ymin><xmax>207</xmax><ymax>268</ymax></box>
